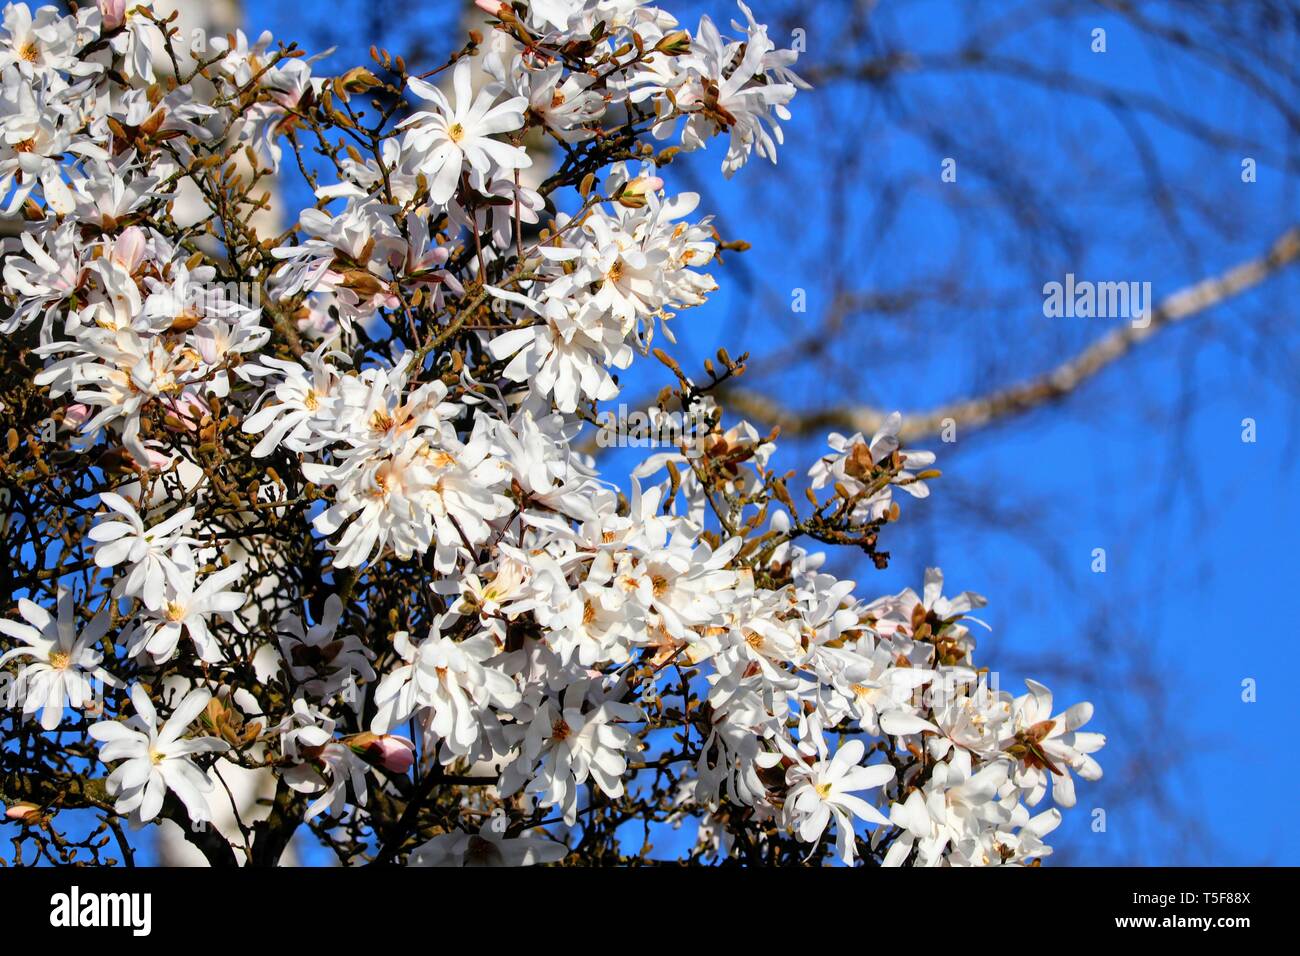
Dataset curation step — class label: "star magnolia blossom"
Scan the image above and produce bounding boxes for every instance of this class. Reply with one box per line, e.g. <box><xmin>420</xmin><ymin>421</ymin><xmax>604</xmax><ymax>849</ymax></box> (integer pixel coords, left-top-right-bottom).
<box><xmin>88</xmin><ymin>686</ymin><xmax>230</xmax><ymax>824</ymax></box>
<box><xmin>401</xmin><ymin>59</ymin><xmax>532</xmax><ymax>205</ymax></box>
<box><xmin>0</xmin><ymin>0</ymin><xmax>1104</xmax><ymax>868</ymax></box>
<box><xmin>88</xmin><ymin>492</ymin><xmax>197</xmax><ymax>611</ymax></box>
<box><xmin>0</xmin><ymin>589</ymin><xmax>117</xmax><ymax>730</ymax></box>
<box><xmin>783</xmin><ymin>737</ymin><xmax>894</xmax><ymax>865</ymax></box>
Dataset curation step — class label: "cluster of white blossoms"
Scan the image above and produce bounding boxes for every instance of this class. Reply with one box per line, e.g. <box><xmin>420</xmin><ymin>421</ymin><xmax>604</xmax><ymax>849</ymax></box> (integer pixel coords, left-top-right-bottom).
<box><xmin>0</xmin><ymin>0</ymin><xmax>1103</xmax><ymax>866</ymax></box>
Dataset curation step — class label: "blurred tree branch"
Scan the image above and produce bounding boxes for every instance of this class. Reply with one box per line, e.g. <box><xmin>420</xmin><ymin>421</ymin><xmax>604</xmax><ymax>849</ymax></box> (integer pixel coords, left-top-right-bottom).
<box><xmin>724</xmin><ymin>225</ymin><xmax>1300</xmax><ymax>441</ymax></box>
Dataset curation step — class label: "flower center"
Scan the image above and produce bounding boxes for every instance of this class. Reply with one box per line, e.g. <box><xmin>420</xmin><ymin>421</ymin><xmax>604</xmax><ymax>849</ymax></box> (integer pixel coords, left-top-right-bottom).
<box><xmin>550</xmin><ymin>717</ymin><xmax>571</xmax><ymax>742</ymax></box>
<box><xmin>48</xmin><ymin>650</ymin><xmax>70</xmax><ymax>670</ymax></box>
<box><xmin>447</xmin><ymin>122</ymin><xmax>465</xmax><ymax>143</ymax></box>
<box><xmin>466</xmin><ymin>834</ymin><xmax>496</xmax><ymax>862</ymax></box>
<box><xmin>815</xmin><ymin>782</ymin><xmax>833</xmax><ymax>799</ymax></box>
<box><xmin>303</xmin><ymin>389</ymin><xmax>320</xmax><ymax>411</ymax></box>
<box><xmin>18</xmin><ymin>41</ymin><xmax>40</xmax><ymax>63</ymax></box>
<box><xmin>165</xmin><ymin>601</ymin><xmax>186</xmax><ymax>622</ymax></box>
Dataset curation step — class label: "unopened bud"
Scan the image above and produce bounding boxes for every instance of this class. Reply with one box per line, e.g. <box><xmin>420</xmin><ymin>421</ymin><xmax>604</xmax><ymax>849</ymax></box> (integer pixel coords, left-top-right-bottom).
<box><xmin>99</xmin><ymin>0</ymin><xmax>127</xmax><ymax>31</ymax></box>
<box><xmin>339</xmin><ymin>67</ymin><xmax>381</xmax><ymax>95</ymax></box>
<box><xmin>346</xmin><ymin>732</ymin><xmax>415</xmax><ymax>773</ymax></box>
<box><xmin>4</xmin><ymin>803</ymin><xmax>39</xmax><ymax>822</ymax></box>
<box><xmin>655</xmin><ymin>30</ymin><xmax>692</xmax><ymax>56</ymax></box>
<box><xmin>616</xmin><ymin>176</ymin><xmax>664</xmax><ymax>208</ymax></box>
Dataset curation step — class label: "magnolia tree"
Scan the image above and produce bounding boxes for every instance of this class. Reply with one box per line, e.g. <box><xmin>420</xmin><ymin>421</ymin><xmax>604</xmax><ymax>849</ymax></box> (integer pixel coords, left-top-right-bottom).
<box><xmin>0</xmin><ymin>0</ymin><xmax>1105</xmax><ymax>868</ymax></box>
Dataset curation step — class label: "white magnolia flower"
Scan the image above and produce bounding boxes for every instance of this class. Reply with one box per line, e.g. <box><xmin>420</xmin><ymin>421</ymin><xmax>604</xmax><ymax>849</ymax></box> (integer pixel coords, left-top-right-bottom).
<box><xmin>88</xmin><ymin>492</ymin><xmax>196</xmax><ymax>610</ymax></box>
<box><xmin>370</xmin><ymin>624</ymin><xmax>520</xmax><ymax>762</ymax></box>
<box><xmin>950</xmin><ymin>807</ymin><xmax>1063</xmax><ymax>867</ymax></box>
<box><xmin>695</xmin><ymin>686</ymin><xmax>784</xmax><ymax>808</ymax></box>
<box><xmin>503</xmin><ymin>681</ymin><xmax>640</xmax><ymax>825</ymax></box>
<box><xmin>33</xmin><ymin>328</ymin><xmax>198</xmax><ymax>464</ymax></box>
<box><xmin>102</xmin><ymin>0</ymin><xmax>166</xmax><ymax>83</ymax></box>
<box><xmin>0</xmin><ymin>589</ymin><xmax>116</xmax><ymax>730</ymax></box>
<box><xmin>882</xmin><ymin>750</ymin><xmax>1012</xmax><ymax>867</ymax></box>
<box><xmin>1005</xmin><ymin>680</ymin><xmax>1105</xmax><ymax>809</ymax></box>
<box><xmin>0</xmin><ymin>3</ymin><xmax>86</xmax><ymax>77</ymax></box>
<box><xmin>668</xmin><ymin>8</ymin><xmax>801</xmax><ymax>176</ymax></box>
<box><xmin>809</xmin><ymin>414</ymin><xmax>938</xmax><ymax>523</ymax></box>
<box><xmin>523</xmin><ymin>64</ymin><xmax>605</xmax><ymax>142</ymax></box>
<box><xmin>277</xmin><ymin>594</ymin><xmax>377</xmax><ymax>700</ymax></box>
<box><xmin>783</xmin><ymin>738</ymin><xmax>894</xmax><ymax>864</ymax></box>
<box><xmin>401</xmin><ymin>59</ymin><xmax>531</xmax><ymax>205</ymax></box>
<box><xmin>122</xmin><ymin>560</ymin><xmax>248</xmax><ymax>663</ymax></box>
<box><xmin>242</xmin><ymin>347</ymin><xmax>347</xmax><ymax>456</ymax></box>
<box><xmin>485</xmin><ymin>288</ymin><xmax>628</xmax><ymax>414</ymax></box>
<box><xmin>89</xmin><ymin>685</ymin><xmax>230</xmax><ymax>824</ymax></box>
<box><xmin>278</xmin><ymin>699</ymin><xmax>370</xmax><ymax>821</ymax></box>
